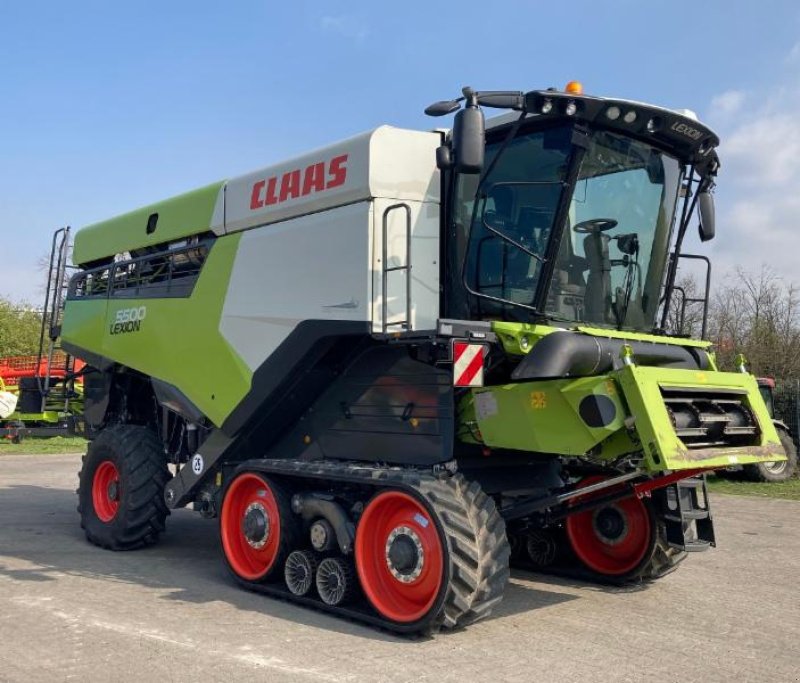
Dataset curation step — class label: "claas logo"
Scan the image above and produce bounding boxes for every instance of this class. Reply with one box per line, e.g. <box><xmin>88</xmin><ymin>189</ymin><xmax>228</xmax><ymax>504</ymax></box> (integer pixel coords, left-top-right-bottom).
<box><xmin>250</xmin><ymin>154</ymin><xmax>348</xmax><ymax>210</ymax></box>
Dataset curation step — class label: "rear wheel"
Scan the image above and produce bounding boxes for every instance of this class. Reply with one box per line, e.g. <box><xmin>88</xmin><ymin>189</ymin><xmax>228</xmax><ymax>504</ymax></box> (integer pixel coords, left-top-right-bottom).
<box><xmin>77</xmin><ymin>424</ymin><xmax>171</xmax><ymax>550</ymax></box>
<box><xmin>744</xmin><ymin>428</ymin><xmax>798</xmax><ymax>482</ymax></box>
<box><xmin>220</xmin><ymin>472</ymin><xmax>297</xmax><ymax>582</ymax></box>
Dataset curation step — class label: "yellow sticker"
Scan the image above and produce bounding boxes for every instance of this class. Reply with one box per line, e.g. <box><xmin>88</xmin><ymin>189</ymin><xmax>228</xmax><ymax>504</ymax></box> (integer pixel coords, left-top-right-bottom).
<box><xmin>530</xmin><ymin>391</ymin><xmax>547</xmax><ymax>409</ymax></box>
<box><xmin>605</xmin><ymin>379</ymin><xmax>616</xmax><ymax>396</ymax></box>
<box><xmin>696</xmin><ymin>372</ymin><xmax>708</xmax><ymax>383</ymax></box>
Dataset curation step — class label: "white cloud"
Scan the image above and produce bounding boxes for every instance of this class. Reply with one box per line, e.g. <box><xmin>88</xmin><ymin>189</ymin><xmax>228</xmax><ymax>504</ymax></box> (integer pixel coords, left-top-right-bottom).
<box><xmin>319</xmin><ymin>15</ymin><xmax>369</xmax><ymax>43</ymax></box>
<box><xmin>724</xmin><ymin>112</ymin><xmax>800</xmax><ymax>186</ymax></box>
<box><xmin>706</xmin><ymin>75</ymin><xmax>800</xmax><ymax>285</ymax></box>
<box><xmin>787</xmin><ymin>41</ymin><xmax>800</xmax><ymax>64</ymax></box>
<box><xmin>709</xmin><ymin>90</ymin><xmax>745</xmax><ymax>118</ymax></box>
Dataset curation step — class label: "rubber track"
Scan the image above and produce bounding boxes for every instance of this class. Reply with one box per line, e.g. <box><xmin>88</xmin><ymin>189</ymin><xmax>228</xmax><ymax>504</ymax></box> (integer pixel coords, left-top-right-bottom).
<box><xmin>510</xmin><ymin>520</ymin><xmax>686</xmax><ymax>585</ymax></box>
<box><xmin>78</xmin><ymin>424</ymin><xmax>171</xmax><ymax>550</ymax></box>
<box><xmin>232</xmin><ymin>459</ymin><xmax>510</xmax><ymax>634</ymax></box>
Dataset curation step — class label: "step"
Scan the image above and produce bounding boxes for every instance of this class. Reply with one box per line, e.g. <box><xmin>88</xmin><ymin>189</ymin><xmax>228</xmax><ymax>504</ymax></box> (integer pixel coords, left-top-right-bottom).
<box><xmin>673</xmin><ymin>539</ymin><xmax>712</xmax><ymax>552</ymax></box>
<box><xmin>664</xmin><ymin>509</ymin><xmax>710</xmax><ymax>522</ymax></box>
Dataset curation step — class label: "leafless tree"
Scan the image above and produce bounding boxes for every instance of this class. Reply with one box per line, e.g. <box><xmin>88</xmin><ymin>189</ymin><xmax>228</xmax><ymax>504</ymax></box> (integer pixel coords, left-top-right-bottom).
<box><xmin>708</xmin><ymin>266</ymin><xmax>800</xmax><ymax>379</ymax></box>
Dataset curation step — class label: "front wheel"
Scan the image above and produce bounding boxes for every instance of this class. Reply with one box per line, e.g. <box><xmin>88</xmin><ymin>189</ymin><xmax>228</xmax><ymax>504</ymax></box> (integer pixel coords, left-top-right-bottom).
<box><xmin>565</xmin><ymin>476</ymin><xmax>656</xmax><ymax>579</ymax></box>
<box><xmin>744</xmin><ymin>428</ymin><xmax>798</xmax><ymax>483</ymax></box>
<box><xmin>77</xmin><ymin>424</ymin><xmax>171</xmax><ymax>550</ymax></box>
<box><xmin>355</xmin><ymin>475</ymin><xmax>510</xmax><ymax>631</ymax></box>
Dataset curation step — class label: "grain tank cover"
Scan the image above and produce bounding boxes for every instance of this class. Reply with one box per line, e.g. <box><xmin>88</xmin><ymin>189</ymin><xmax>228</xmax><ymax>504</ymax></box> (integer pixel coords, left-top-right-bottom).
<box><xmin>216</xmin><ymin>125</ymin><xmax>441</xmax><ymax>234</ymax></box>
<box><xmin>72</xmin><ymin>126</ymin><xmax>440</xmax><ymax>266</ymax></box>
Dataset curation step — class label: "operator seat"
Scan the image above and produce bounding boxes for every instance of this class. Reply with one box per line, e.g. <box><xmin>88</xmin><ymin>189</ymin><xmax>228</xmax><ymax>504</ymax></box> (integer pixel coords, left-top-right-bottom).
<box><xmin>549</xmin><ymin>226</ymin><xmax>587</xmax><ymax>320</ymax></box>
<box><xmin>583</xmin><ymin>232</ymin><xmax>613</xmax><ymax>324</ymax></box>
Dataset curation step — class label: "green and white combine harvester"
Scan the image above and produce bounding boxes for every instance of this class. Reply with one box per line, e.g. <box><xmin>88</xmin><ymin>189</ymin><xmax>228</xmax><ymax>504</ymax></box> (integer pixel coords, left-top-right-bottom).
<box><xmin>61</xmin><ymin>82</ymin><xmax>786</xmax><ymax>633</ymax></box>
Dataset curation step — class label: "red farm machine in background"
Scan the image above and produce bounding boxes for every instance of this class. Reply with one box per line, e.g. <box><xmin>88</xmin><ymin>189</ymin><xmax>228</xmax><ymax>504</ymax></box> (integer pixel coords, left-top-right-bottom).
<box><xmin>0</xmin><ymin>228</ymin><xmax>85</xmax><ymax>442</ymax></box>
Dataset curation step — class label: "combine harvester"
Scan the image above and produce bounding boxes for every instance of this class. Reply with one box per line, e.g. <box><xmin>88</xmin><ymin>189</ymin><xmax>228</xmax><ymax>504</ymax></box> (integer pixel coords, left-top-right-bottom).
<box><xmin>61</xmin><ymin>82</ymin><xmax>786</xmax><ymax>633</ymax></box>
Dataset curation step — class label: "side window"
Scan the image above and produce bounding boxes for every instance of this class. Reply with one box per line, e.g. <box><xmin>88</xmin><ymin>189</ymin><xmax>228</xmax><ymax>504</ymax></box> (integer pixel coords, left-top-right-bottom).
<box><xmin>68</xmin><ymin>239</ymin><xmax>213</xmax><ymax>301</ymax></box>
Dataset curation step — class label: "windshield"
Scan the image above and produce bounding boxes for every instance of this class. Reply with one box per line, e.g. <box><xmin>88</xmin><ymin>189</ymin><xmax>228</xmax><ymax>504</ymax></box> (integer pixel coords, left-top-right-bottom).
<box><xmin>547</xmin><ymin>132</ymin><xmax>681</xmax><ymax>329</ymax></box>
<box><xmin>455</xmin><ymin>125</ymin><xmax>682</xmax><ymax>331</ymax></box>
<box><xmin>457</xmin><ymin>125</ymin><xmax>572</xmax><ymax>319</ymax></box>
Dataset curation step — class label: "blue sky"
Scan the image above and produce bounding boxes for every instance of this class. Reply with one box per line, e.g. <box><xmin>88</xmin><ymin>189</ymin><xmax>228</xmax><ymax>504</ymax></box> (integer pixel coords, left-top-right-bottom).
<box><xmin>2</xmin><ymin>0</ymin><xmax>799</xmax><ymax>302</ymax></box>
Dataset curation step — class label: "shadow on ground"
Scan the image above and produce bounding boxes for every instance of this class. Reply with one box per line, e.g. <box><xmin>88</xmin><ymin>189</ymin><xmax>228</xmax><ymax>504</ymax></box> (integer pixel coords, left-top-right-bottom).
<box><xmin>0</xmin><ymin>484</ymin><xmax>651</xmax><ymax>640</ymax></box>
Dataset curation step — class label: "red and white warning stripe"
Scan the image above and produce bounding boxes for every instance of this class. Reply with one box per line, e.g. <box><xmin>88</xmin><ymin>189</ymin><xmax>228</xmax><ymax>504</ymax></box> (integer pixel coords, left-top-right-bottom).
<box><xmin>453</xmin><ymin>341</ymin><xmax>486</xmax><ymax>387</ymax></box>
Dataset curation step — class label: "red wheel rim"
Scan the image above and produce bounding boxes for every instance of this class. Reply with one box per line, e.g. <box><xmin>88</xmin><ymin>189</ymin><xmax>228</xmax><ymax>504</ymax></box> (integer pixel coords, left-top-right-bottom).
<box><xmin>220</xmin><ymin>473</ymin><xmax>282</xmax><ymax>581</ymax></box>
<box><xmin>565</xmin><ymin>476</ymin><xmax>652</xmax><ymax>576</ymax></box>
<box><xmin>355</xmin><ymin>490</ymin><xmax>444</xmax><ymax>623</ymax></box>
<box><xmin>92</xmin><ymin>460</ymin><xmax>120</xmax><ymax>523</ymax></box>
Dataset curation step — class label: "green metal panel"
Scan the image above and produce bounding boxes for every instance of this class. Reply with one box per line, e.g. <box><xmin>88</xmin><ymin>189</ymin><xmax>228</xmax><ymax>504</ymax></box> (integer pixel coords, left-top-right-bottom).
<box><xmin>62</xmin><ymin>234</ymin><xmax>252</xmax><ymax>427</ymax></box>
<box><xmin>616</xmin><ymin>365</ymin><xmax>784</xmax><ymax>471</ymax></box>
<box><xmin>461</xmin><ymin>321</ymin><xmax>786</xmax><ymax>472</ymax></box>
<box><xmin>492</xmin><ymin>320</ymin><xmax>714</xmax><ymax>358</ymax></box>
<box><xmin>460</xmin><ymin>375</ymin><xmax>627</xmax><ymax>455</ymax></box>
<box><xmin>72</xmin><ymin>182</ymin><xmax>224</xmax><ymax>265</ymax></box>
<box><xmin>61</xmin><ymin>297</ymin><xmax>108</xmax><ymax>348</ymax></box>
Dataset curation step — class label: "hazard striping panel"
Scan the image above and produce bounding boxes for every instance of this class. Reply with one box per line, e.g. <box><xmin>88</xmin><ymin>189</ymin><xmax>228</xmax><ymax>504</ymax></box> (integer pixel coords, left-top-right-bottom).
<box><xmin>453</xmin><ymin>341</ymin><xmax>486</xmax><ymax>387</ymax></box>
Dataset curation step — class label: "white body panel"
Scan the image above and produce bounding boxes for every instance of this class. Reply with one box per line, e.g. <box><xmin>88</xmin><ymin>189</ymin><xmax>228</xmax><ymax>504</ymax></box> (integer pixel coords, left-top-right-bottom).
<box><xmin>371</xmin><ymin>198</ymin><xmax>440</xmax><ymax>333</ymax></box>
<box><xmin>220</xmin><ymin>202</ymin><xmax>374</xmax><ymax>371</ymax></box>
<box><xmin>217</xmin><ymin>126</ymin><xmax>443</xmax><ymax>369</ymax></box>
<box><xmin>213</xmin><ymin>126</ymin><xmax>441</xmax><ymax>234</ymax></box>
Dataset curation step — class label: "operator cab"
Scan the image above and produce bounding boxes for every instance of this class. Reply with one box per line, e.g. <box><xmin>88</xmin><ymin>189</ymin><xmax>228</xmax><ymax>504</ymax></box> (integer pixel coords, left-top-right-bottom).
<box><xmin>437</xmin><ymin>84</ymin><xmax>719</xmax><ymax>334</ymax></box>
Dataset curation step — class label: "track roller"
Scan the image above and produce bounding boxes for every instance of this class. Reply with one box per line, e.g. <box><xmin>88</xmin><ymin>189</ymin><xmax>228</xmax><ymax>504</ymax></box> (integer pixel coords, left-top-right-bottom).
<box><xmin>285</xmin><ymin>549</ymin><xmax>319</xmax><ymax>596</ymax></box>
<box><xmin>525</xmin><ymin>530</ymin><xmax>557</xmax><ymax>567</ymax></box>
<box><xmin>316</xmin><ymin>557</ymin><xmax>355</xmax><ymax>606</ymax></box>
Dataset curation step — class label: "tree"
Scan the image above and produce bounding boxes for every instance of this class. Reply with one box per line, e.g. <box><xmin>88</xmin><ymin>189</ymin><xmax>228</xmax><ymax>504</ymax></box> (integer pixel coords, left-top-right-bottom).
<box><xmin>664</xmin><ymin>274</ymin><xmax>706</xmax><ymax>339</ymax></box>
<box><xmin>707</xmin><ymin>266</ymin><xmax>800</xmax><ymax>379</ymax></box>
<box><xmin>0</xmin><ymin>297</ymin><xmax>43</xmax><ymax>358</ymax></box>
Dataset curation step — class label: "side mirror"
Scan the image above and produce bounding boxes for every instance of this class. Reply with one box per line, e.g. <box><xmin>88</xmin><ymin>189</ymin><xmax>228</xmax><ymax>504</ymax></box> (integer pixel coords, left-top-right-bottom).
<box><xmin>698</xmin><ymin>191</ymin><xmax>715</xmax><ymax>242</ymax></box>
<box><xmin>452</xmin><ymin>105</ymin><xmax>485</xmax><ymax>174</ymax></box>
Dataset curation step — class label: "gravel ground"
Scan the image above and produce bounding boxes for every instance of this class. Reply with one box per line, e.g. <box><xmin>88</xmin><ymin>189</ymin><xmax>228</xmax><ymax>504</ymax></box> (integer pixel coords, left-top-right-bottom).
<box><xmin>1</xmin><ymin>453</ymin><xmax>797</xmax><ymax>683</ymax></box>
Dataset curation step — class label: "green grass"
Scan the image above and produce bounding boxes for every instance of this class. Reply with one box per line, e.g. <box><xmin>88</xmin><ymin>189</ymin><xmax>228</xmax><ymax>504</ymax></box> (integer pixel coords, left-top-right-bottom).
<box><xmin>0</xmin><ymin>435</ymin><xmax>87</xmax><ymax>455</ymax></box>
<box><xmin>2</xmin><ymin>436</ymin><xmax>798</xmax><ymax>501</ymax></box>
<box><xmin>706</xmin><ymin>475</ymin><xmax>800</xmax><ymax>501</ymax></box>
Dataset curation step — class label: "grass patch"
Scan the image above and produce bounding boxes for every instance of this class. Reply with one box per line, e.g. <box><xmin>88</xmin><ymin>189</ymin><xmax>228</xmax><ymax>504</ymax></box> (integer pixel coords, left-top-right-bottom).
<box><xmin>0</xmin><ymin>436</ymin><xmax>87</xmax><ymax>455</ymax></box>
<box><xmin>706</xmin><ymin>475</ymin><xmax>800</xmax><ymax>501</ymax></box>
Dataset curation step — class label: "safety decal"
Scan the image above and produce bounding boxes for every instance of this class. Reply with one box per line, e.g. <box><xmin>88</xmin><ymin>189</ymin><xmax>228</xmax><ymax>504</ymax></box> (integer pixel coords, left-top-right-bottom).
<box><xmin>453</xmin><ymin>341</ymin><xmax>486</xmax><ymax>387</ymax></box>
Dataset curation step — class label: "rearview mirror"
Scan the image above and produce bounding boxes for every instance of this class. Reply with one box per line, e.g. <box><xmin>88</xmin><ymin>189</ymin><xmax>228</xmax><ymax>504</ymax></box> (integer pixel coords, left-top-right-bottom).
<box><xmin>698</xmin><ymin>191</ymin><xmax>715</xmax><ymax>242</ymax></box>
<box><xmin>452</xmin><ymin>105</ymin><xmax>485</xmax><ymax>174</ymax></box>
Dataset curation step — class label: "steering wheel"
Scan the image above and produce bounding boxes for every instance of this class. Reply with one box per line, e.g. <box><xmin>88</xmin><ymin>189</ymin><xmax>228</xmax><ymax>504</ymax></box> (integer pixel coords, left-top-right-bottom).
<box><xmin>573</xmin><ymin>218</ymin><xmax>618</xmax><ymax>234</ymax></box>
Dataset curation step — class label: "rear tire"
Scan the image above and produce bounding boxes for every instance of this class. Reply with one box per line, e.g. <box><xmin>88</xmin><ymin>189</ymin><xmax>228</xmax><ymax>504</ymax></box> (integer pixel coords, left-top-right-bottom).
<box><xmin>77</xmin><ymin>424</ymin><xmax>171</xmax><ymax>550</ymax></box>
<box><xmin>744</xmin><ymin>428</ymin><xmax>798</xmax><ymax>483</ymax></box>
<box><xmin>220</xmin><ymin>472</ymin><xmax>298</xmax><ymax>583</ymax></box>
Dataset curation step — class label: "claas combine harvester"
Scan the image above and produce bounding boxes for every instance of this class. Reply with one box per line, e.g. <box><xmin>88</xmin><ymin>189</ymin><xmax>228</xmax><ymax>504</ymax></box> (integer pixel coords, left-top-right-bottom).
<box><xmin>60</xmin><ymin>82</ymin><xmax>786</xmax><ymax>633</ymax></box>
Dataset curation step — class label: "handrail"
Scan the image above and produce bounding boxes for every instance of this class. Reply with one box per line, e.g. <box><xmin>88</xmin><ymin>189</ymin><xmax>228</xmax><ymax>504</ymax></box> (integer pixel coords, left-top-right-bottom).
<box><xmin>381</xmin><ymin>204</ymin><xmax>412</xmax><ymax>333</ymax></box>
